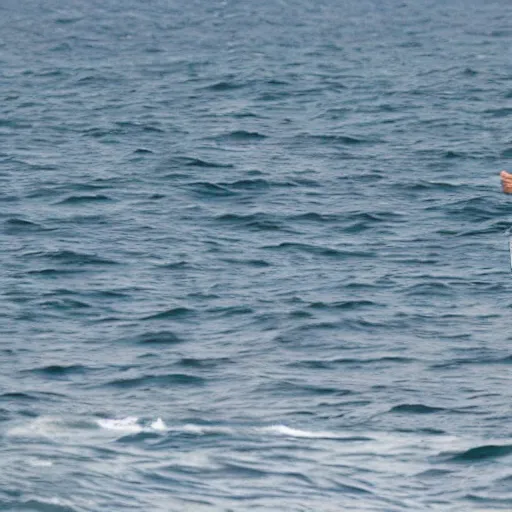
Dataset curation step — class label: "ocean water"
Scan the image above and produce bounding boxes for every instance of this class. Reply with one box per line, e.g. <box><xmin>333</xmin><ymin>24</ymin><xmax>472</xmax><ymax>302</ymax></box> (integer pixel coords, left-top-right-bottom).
<box><xmin>1</xmin><ymin>0</ymin><xmax>512</xmax><ymax>510</ymax></box>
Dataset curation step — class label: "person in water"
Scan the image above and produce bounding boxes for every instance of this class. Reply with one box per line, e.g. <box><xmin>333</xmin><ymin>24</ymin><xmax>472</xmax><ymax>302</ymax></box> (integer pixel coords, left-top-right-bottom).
<box><xmin>501</xmin><ymin>171</ymin><xmax>512</xmax><ymax>193</ymax></box>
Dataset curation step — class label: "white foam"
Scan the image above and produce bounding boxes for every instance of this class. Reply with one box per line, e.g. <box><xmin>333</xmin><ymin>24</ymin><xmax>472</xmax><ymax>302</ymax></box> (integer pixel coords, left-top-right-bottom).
<box><xmin>87</xmin><ymin>417</ymin><xmax>341</xmax><ymax>439</ymax></box>
<box><xmin>262</xmin><ymin>425</ymin><xmax>340</xmax><ymax>439</ymax></box>
<box><xmin>9</xmin><ymin>415</ymin><xmax>343</xmax><ymax>442</ymax></box>
<box><xmin>150</xmin><ymin>418</ymin><xmax>167</xmax><ymax>431</ymax></box>
<box><xmin>97</xmin><ymin>419</ymin><xmax>233</xmax><ymax>436</ymax></box>
<box><xmin>97</xmin><ymin>416</ymin><xmax>169</xmax><ymax>434</ymax></box>
<box><xmin>171</xmin><ymin>424</ymin><xmax>234</xmax><ymax>435</ymax></box>
<box><xmin>7</xmin><ymin>416</ymin><xmax>65</xmax><ymax>438</ymax></box>
<box><xmin>96</xmin><ymin>416</ymin><xmax>142</xmax><ymax>433</ymax></box>
<box><xmin>28</xmin><ymin>458</ymin><xmax>53</xmax><ymax>467</ymax></box>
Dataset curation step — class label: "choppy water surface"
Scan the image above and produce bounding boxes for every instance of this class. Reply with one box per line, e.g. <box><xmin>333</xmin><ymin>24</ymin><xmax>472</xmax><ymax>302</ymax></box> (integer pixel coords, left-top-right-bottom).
<box><xmin>1</xmin><ymin>0</ymin><xmax>512</xmax><ymax>510</ymax></box>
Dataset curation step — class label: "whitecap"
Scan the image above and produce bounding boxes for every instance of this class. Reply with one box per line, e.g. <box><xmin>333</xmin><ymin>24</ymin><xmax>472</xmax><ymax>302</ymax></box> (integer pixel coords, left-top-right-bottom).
<box><xmin>150</xmin><ymin>418</ymin><xmax>167</xmax><ymax>431</ymax></box>
<box><xmin>167</xmin><ymin>424</ymin><xmax>234</xmax><ymax>435</ymax></box>
<box><xmin>262</xmin><ymin>425</ymin><xmax>340</xmax><ymax>439</ymax></box>
<box><xmin>96</xmin><ymin>416</ymin><xmax>142</xmax><ymax>433</ymax></box>
<box><xmin>28</xmin><ymin>458</ymin><xmax>54</xmax><ymax>467</ymax></box>
<box><xmin>7</xmin><ymin>416</ymin><xmax>66</xmax><ymax>438</ymax></box>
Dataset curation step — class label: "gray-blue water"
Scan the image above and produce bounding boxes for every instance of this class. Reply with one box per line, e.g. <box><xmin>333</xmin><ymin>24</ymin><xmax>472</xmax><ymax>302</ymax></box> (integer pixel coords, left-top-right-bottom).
<box><xmin>1</xmin><ymin>0</ymin><xmax>512</xmax><ymax>510</ymax></box>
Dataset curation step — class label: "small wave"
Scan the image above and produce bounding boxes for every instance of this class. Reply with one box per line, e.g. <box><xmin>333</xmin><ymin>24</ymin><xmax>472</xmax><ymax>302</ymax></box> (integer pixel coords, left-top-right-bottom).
<box><xmin>68</xmin><ymin>181</ymin><xmax>112</xmax><ymax>192</ymax></box>
<box><xmin>449</xmin><ymin>444</ymin><xmax>512</xmax><ymax>462</ymax></box>
<box><xmin>404</xmin><ymin>282</ymin><xmax>453</xmax><ymax>297</ymax></box>
<box><xmin>186</xmin><ymin>182</ymin><xmax>236</xmax><ymax>197</ymax></box>
<box><xmin>227</xmin><ymin>178</ymin><xmax>271</xmax><ymax>190</ymax></box>
<box><xmin>397</xmin><ymin>180</ymin><xmax>464</xmax><ymax>192</ymax></box>
<box><xmin>232</xmin><ymin>111</ymin><xmax>260</xmax><ymax>118</ymax></box>
<box><xmin>442</xmin><ymin>197</ymin><xmax>499</xmax><ymax>222</ymax></box>
<box><xmin>167</xmin><ymin>423</ymin><xmax>346</xmax><ymax>439</ymax></box>
<box><xmin>35</xmin><ymin>249</ymin><xmax>119</xmax><ymax>266</ymax></box>
<box><xmin>174</xmin><ymin>156</ymin><xmax>234</xmax><ymax>168</ymax></box>
<box><xmin>81</xmin><ymin>126</ymin><xmax>123</xmax><ymax>138</ymax></box>
<box><xmin>262</xmin><ymin>425</ymin><xmax>341</xmax><ymax>439</ymax></box>
<box><xmin>97</xmin><ymin>417</ymin><xmax>167</xmax><ymax>437</ymax></box>
<box><xmin>263</xmin><ymin>242</ymin><xmax>373</xmax><ymax>259</ymax></box>
<box><xmin>347</xmin><ymin>211</ymin><xmax>404</xmax><ymax>223</ymax></box>
<box><xmin>218</xmin><ymin>130</ymin><xmax>267</xmax><ymax>141</ymax></box>
<box><xmin>3</xmin><ymin>499</ymin><xmax>77</xmax><ymax>512</ymax></box>
<box><xmin>462</xmin><ymin>67</ymin><xmax>478</xmax><ymax>76</ymax></box>
<box><xmin>91</xmin><ymin>289</ymin><xmax>131</xmax><ymax>299</ymax></box>
<box><xmin>50</xmin><ymin>40</ymin><xmax>73</xmax><ymax>50</ymax></box>
<box><xmin>11</xmin><ymin>416</ymin><xmax>370</xmax><ymax>446</ymax></box>
<box><xmin>216</xmin><ymin>212</ymin><xmax>266</xmax><ymax>222</ymax></box>
<box><xmin>204</xmin><ymin>81</ymin><xmax>245</xmax><ymax>91</ymax></box>
<box><xmin>290</xmin><ymin>356</ymin><xmax>412</xmax><ymax>369</ymax></box>
<box><xmin>453</xmin><ymin>219</ymin><xmax>511</xmax><ymax>237</ymax></box>
<box><xmin>28</xmin><ymin>458</ymin><xmax>54</xmax><ymax>467</ymax></box>
<box><xmin>390</xmin><ymin>404</ymin><xmax>445</xmax><ymax>414</ymax></box>
<box><xmin>275</xmin><ymin>322</ymin><xmax>340</xmax><ymax>344</ymax></box>
<box><xmin>171</xmin><ymin>424</ymin><xmax>235</xmax><ymax>436</ymax></box>
<box><xmin>24</xmin><ymin>265</ymin><xmax>88</xmax><ymax>276</ymax></box>
<box><xmin>156</xmin><ymin>260</ymin><xmax>190</xmax><ymax>270</ymax></box>
<box><xmin>39</xmin><ymin>298</ymin><xmax>91</xmax><ymax>310</ymax></box>
<box><xmin>215</xmin><ymin>212</ymin><xmax>285</xmax><ymax>231</ymax></box>
<box><xmin>97</xmin><ymin>418</ymin><xmax>343</xmax><ymax>439</ymax></box>
<box><xmin>97</xmin><ymin>416</ymin><xmax>147</xmax><ymax>433</ymax></box>
<box><xmin>309</xmin><ymin>299</ymin><xmax>378</xmax><ymax>310</ymax></box>
<box><xmin>106</xmin><ymin>373</ymin><xmax>205</xmax><ymax>388</ymax></box>
<box><xmin>132</xmin><ymin>330</ymin><xmax>184</xmax><ymax>344</ymax></box>
<box><xmin>219</xmin><ymin>257</ymin><xmax>271</xmax><ymax>267</ymax></box>
<box><xmin>7</xmin><ymin>416</ymin><xmax>77</xmax><ymax>438</ymax></box>
<box><xmin>212</xmin><ymin>308</ymin><xmax>256</xmax><ymax>321</ymax></box>
<box><xmin>415</xmin><ymin>468</ymin><xmax>453</xmax><ymax>478</ymax></box>
<box><xmin>25</xmin><ymin>364</ymin><xmax>89</xmax><ymax>378</ymax></box>
<box><xmin>176</xmin><ymin>356</ymin><xmax>233</xmax><ymax>369</ymax></box>
<box><xmin>484</xmin><ymin>107</ymin><xmax>512</xmax><ymax>118</ymax></box>
<box><xmin>99</xmin><ymin>420</ymin><xmax>235</xmax><ymax>437</ymax></box>
<box><xmin>56</xmin><ymin>194</ymin><xmax>113</xmax><ymax>205</ymax></box>
<box><xmin>55</xmin><ymin>16</ymin><xmax>83</xmax><ymax>25</ymax></box>
<box><xmin>221</xmin><ymin>461</ymin><xmax>269</xmax><ymax>478</ymax></box>
<box><xmin>261</xmin><ymin>377</ymin><xmax>352</xmax><ymax>396</ymax></box>
<box><xmin>291</xmin><ymin>212</ymin><xmax>340</xmax><ymax>223</ymax></box>
<box><xmin>0</xmin><ymin>392</ymin><xmax>38</xmax><ymax>401</ymax></box>
<box><xmin>257</xmin><ymin>92</ymin><xmax>289</xmax><ymax>101</ymax></box>
<box><xmin>297</xmin><ymin>133</ymin><xmax>377</xmax><ymax>145</ymax></box>
<box><xmin>286</xmin><ymin>359</ymin><xmax>332</xmax><ymax>369</ymax></box>
<box><xmin>4</xmin><ymin>217</ymin><xmax>46</xmax><ymax>233</ymax></box>
<box><xmin>290</xmin><ymin>177</ymin><xmax>322</xmax><ymax>187</ymax></box>
<box><xmin>115</xmin><ymin>121</ymin><xmax>165</xmax><ymax>133</ymax></box>
<box><xmin>141</xmin><ymin>308</ymin><xmax>194</xmax><ymax>320</ymax></box>
<box><xmin>76</xmin><ymin>74</ymin><xmax>116</xmax><ymax>85</ymax></box>
<box><xmin>0</xmin><ymin>119</ymin><xmax>32</xmax><ymax>129</ymax></box>
<box><xmin>151</xmin><ymin>418</ymin><xmax>167</xmax><ymax>431</ymax></box>
<box><xmin>443</xmin><ymin>150</ymin><xmax>466</xmax><ymax>159</ymax></box>
<box><xmin>266</xmin><ymin>79</ymin><xmax>289</xmax><ymax>86</ymax></box>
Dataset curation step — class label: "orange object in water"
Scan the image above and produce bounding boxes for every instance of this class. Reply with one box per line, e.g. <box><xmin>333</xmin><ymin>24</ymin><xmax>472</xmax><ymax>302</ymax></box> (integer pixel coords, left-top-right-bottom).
<box><xmin>500</xmin><ymin>170</ymin><xmax>512</xmax><ymax>194</ymax></box>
